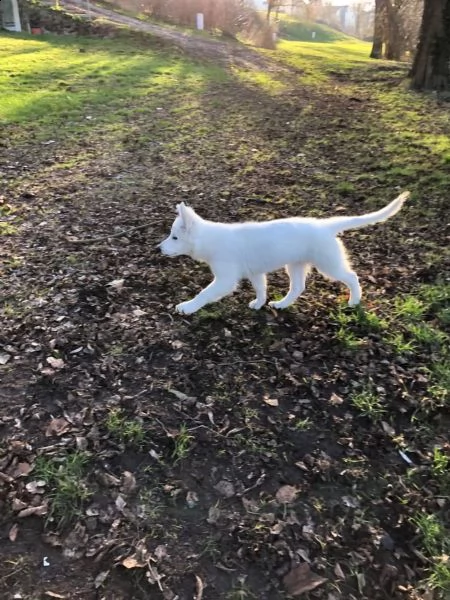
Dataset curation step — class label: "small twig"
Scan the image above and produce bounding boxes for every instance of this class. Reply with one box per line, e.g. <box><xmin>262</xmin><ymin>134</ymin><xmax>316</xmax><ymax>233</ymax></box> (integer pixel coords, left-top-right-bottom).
<box><xmin>209</xmin><ymin>358</ymin><xmax>276</xmax><ymax>367</ymax></box>
<box><xmin>66</xmin><ymin>220</ymin><xmax>162</xmax><ymax>245</ymax></box>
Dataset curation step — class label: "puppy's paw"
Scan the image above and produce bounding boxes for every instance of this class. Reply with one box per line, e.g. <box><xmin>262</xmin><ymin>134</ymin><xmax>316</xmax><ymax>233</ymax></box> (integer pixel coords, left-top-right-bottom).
<box><xmin>348</xmin><ymin>298</ymin><xmax>361</xmax><ymax>307</ymax></box>
<box><xmin>269</xmin><ymin>300</ymin><xmax>288</xmax><ymax>310</ymax></box>
<box><xmin>176</xmin><ymin>301</ymin><xmax>198</xmax><ymax>315</ymax></box>
<box><xmin>249</xmin><ymin>298</ymin><xmax>265</xmax><ymax>310</ymax></box>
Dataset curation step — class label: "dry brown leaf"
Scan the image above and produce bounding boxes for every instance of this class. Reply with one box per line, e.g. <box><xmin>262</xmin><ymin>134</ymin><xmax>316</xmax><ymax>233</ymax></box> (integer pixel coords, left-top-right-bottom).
<box><xmin>381</xmin><ymin>421</ymin><xmax>396</xmax><ymax>436</ymax></box>
<box><xmin>10</xmin><ymin>461</ymin><xmax>33</xmax><ymax>478</ymax></box>
<box><xmin>154</xmin><ymin>545</ymin><xmax>168</xmax><ymax>561</ymax></box>
<box><xmin>0</xmin><ymin>352</ymin><xmax>11</xmax><ymax>365</ymax></box>
<box><xmin>107</xmin><ymin>278</ymin><xmax>125</xmax><ymax>291</ymax></box>
<box><xmin>122</xmin><ymin>556</ymin><xmax>146</xmax><ymax>569</ymax></box>
<box><xmin>18</xmin><ymin>504</ymin><xmax>48</xmax><ymax>518</ymax></box>
<box><xmin>283</xmin><ymin>563</ymin><xmax>327</xmax><ymax>596</ymax></box>
<box><xmin>46</xmin><ymin>357</ymin><xmax>65</xmax><ymax>370</ymax></box>
<box><xmin>9</xmin><ymin>523</ymin><xmax>19</xmax><ymax>542</ymax></box>
<box><xmin>334</xmin><ymin>562</ymin><xmax>345</xmax><ymax>579</ymax></box>
<box><xmin>121</xmin><ymin>471</ymin><xmax>137</xmax><ymax>494</ymax></box>
<box><xmin>329</xmin><ymin>392</ymin><xmax>344</xmax><ymax>405</ymax></box>
<box><xmin>94</xmin><ymin>570</ymin><xmax>109</xmax><ymax>589</ymax></box>
<box><xmin>214</xmin><ymin>480</ymin><xmax>235</xmax><ymax>498</ymax></box>
<box><xmin>45</xmin><ymin>417</ymin><xmax>70</xmax><ymax>437</ymax></box>
<box><xmin>263</xmin><ymin>396</ymin><xmax>279</xmax><ymax>407</ymax></box>
<box><xmin>276</xmin><ymin>485</ymin><xmax>298</xmax><ymax>504</ymax></box>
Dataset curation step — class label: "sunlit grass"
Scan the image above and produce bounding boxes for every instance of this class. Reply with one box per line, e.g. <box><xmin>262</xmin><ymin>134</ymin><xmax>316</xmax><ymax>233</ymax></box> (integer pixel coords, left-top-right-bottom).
<box><xmin>272</xmin><ymin>38</ymin><xmax>373</xmax><ymax>85</ymax></box>
<box><xmin>0</xmin><ymin>32</ymin><xmax>226</xmax><ymax>129</ymax></box>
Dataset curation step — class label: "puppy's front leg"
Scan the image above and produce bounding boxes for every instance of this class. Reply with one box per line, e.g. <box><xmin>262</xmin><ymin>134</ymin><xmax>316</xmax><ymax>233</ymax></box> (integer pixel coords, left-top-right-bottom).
<box><xmin>176</xmin><ymin>276</ymin><xmax>238</xmax><ymax>315</ymax></box>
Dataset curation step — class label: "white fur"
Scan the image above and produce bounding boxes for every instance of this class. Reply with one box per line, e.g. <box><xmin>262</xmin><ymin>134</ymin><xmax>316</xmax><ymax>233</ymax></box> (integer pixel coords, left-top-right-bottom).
<box><xmin>159</xmin><ymin>192</ymin><xmax>409</xmax><ymax>315</ymax></box>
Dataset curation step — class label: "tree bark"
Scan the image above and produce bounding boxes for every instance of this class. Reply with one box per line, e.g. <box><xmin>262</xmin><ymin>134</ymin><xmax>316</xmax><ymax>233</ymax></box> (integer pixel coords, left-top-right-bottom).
<box><xmin>385</xmin><ymin>0</ymin><xmax>402</xmax><ymax>60</ymax></box>
<box><xmin>370</xmin><ymin>0</ymin><xmax>385</xmax><ymax>58</ymax></box>
<box><xmin>411</xmin><ymin>0</ymin><xmax>450</xmax><ymax>90</ymax></box>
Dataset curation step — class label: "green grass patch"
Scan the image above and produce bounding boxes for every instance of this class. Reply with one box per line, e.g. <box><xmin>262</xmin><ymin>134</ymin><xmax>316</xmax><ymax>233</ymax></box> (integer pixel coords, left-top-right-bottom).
<box><xmin>276</xmin><ymin>15</ymin><xmax>351</xmax><ymax>43</ymax></box>
<box><xmin>171</xmin><ymin>424</ymin><xmax>194</xmax><ymax>463</ymax></box>
<box><xmin>0</xmin><ymin>31</ymin><xmax>226</xmax><ymax>133</ymax></box>
<box><xmin>273</xmin><ymin>37</ymin><xmax>373</xmax><ymax>85</ymax></box>
<box><xmin>105</xmin><ymin>408</ymin><xmax>145</xmax><ymax>446</ymax></box>
<box><xmin>350</xmin><ymin>386</ymin><xmax>385</xmax><ymax>421</ymax></box>
<box><xmin>33</xmin><ymin>451</ymin><xmax>92</xmax><ymax>527</ymax></box>
<box><xmin>412</xmin><ymin>513</ymin><xmax>450</xmax><ymax>595</ymax></box>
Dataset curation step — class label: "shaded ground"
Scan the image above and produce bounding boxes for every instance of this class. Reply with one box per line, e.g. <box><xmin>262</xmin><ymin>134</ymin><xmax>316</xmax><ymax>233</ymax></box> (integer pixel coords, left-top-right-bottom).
<box><xmin>1</xmin><ymin>21</ymin><xmax>449</xmax><ymax>600</ymax></box>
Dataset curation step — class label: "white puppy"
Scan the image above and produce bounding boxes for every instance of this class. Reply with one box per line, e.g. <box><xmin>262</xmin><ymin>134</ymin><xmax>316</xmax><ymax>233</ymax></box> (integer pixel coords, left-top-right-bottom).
<box><xmin>159</xmin><ymin>191</ymin><xmax>409</xmax><ymax>315</ymax></box>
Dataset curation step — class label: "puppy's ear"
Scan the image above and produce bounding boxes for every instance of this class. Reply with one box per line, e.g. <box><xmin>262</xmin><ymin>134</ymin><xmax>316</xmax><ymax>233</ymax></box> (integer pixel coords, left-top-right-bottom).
<box><xmin>177</xmin><ymin>202</ymin><xmax>197</xmax><ymax>230</ymax></box>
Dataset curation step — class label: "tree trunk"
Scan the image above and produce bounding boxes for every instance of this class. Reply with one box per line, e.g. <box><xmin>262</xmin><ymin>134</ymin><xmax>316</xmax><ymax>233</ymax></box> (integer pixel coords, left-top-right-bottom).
<box><xmin>411</xmin><ymin>0</ymin><xmax>450</xmax><ymax>90</ymax></box>
<box><xmin>370</xmin><ymin>0</ymin><xmax>385</xmax><ymax>58</ymax></box>
<box><xmin>385</xmin><ymin>0</ymin><xmax>402</xmax><ymax>60</ymax></box>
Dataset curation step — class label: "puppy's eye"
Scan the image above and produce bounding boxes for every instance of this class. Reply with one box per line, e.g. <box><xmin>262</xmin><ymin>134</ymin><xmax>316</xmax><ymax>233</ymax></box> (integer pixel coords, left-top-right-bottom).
<box><xmin>172</xmin><ymin>236</ymin><xmax>178</xmax><ymax>241</ymax></box>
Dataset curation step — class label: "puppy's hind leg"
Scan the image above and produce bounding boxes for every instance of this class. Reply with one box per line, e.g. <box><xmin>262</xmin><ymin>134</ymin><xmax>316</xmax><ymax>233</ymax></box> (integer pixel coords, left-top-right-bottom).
<box><xmin>248</xmin><ymin>273</ymin><xmax>267</xmax><ymax>310</ymax></box>
<box><xmin>314</xmin><ymin>240</ymin><xmax>362</xmax><ymax>306</ymax></box>
<box><xmin>269</xmin><ymin>263</ymin><xmax>310</xmax><ymax>310</ymax></box>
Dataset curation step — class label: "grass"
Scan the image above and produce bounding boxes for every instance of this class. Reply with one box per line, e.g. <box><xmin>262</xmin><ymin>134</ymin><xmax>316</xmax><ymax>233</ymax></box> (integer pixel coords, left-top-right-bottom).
<box><xmin>412</xmin><ymin>513</ymin><xmax>450</xmax><ymax>594</ymax></box>
<box><xmin>105</xmin><ymin>408</ymin><xmax>145</xmax><ymax>446</ymax></box>
<box><xmin>394</xmin><ymin>296</ymin><xmax>426</xmax><ymax>321</ymax></box>
<box><xmin>273</xmin><ymin>37</ymin><xmax>373</xmax><ymax>86</ymax></box>
<box><xmin>276</xmin><ymin>15</ymin><xmax>351</xmax><ymax>43</ymax></box>
<box><xmin>407</xmin><ymin>323</ymin><xmax>448</xmax><ymax>347</ymax></box>
<box><xmin>0</xmin><ymin>32</ymin><xmax>226</xmax><ymax>134</ymax></box>
<box><xmin>33</xmin><ymin>451</ymin><xmax>92</xmax><ymax>527</ymax></box>
<box><xmin>333</xmin><ymin>305</ymin><xmax>387</xmax><ymax>349</ymax></box>
<box><xmin>350</xmin><ymin>386</ymin><xmax>386</xmax><ymax>421</ymax></box>
<box><xmin>171</xmin><ymin>424</ymin><xmax>194</xmax><ymax>462</ymax></box>
<box><xmin>428</xmin><ymin>361</ymin><xmax>450</xmax><ymax>406</ymax></box>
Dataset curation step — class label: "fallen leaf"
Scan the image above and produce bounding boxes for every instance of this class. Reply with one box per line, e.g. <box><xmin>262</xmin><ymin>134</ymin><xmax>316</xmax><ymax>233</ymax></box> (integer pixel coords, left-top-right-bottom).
<box><xmin>9</xmin><ymin>523</ymin><xmax>19</xmax><ymax>542</ymax></box>
<box><xmin>107</xmin><ymin>278</ymin><xmax>125</xmax><ymax>291</ymax></box>
<box><xmin>329</xmin><ymin>392</ymin><xmax>344</xmax><ymax>405</ymax></box>
<box><xmin>18</xmin><ymin>504</ymin><xmax>48</xmax><ymax>518</ymax></box>
<box><xmin>44</xmin><ymin>592</ymin><xmax>65</xmax><ymax>599</ymax></box>
<box><xmin>154</xmin><ymin>545</ymin><xmax>168</xmax><ymax>561</ymax></box>
<box><xmin>263</xmin><ymin>396</ymin><xmax>279</xmax><ymax>407</ymax></box>
<box><xmin>276</xmin><ymin>485</ymin><xmax>298</xmax><ymax>504</ymax></box>
<box><xmin>94</xmin><ymin>570</ymin><xmax>109</xmax><ymax>588</ymax></box>
<box><xmin>334</xmin><ymin>562</ymin><xmax>345</xmax><ymax>579</ymax></box>
<box><xmin>122</xmin><ymin>555</ymin><xmax>146</xmax><ymax>569</ymax></box>
<box><xmin>46</xmin><ymin>357</ymin><xmax>65</xmax><ymax>370</ymax></box>
<box><xmin>26</xmin><ymin>480</ymin><xmax>46</xmax><ymax>493</ymax></box>
<box><xmin>207</xmin><ymin>504</ymin><xmax>221</xmax><ymax>524</ymax></box>
<box><xmin>115</xmin><ymin>495</ymin><xmax>127</xmax><ymax>512</ymax></box>
<box><xmin>121</xmin><ymin>471</ymin><xmax>136</xmax><ymax>494</ymax></box>
<box><xmin>168</xmin><ymin>388</ymin><xmax>196</xmax><ymax>401</ymax></box>
<box><xmin>214</xmin><ymin>480</ymin><xmax>235</xmax><ymax>498</ymax></box>
<box><xmin>381</xmin><ymin>421</ymin><xmax>395</xmax><ymax>436</ymax></box>
<box><xmin>45</xmin><ymin>418</ymin><xmax>70</xmax><ymax>437</ymax></box>
<box><xmin>186</xmin><ymin>490</ymin><xmax>199</xmax><ymax>508</ymax></box>
<box><xmin>283</xmin><ymin>563</ymin><xmax>327</xmax><ymax>596</ymax></box>
<box><xmin>0</xmin><ymin>352</ymin><xmax>11</xmax><ymax>365</ymax></box>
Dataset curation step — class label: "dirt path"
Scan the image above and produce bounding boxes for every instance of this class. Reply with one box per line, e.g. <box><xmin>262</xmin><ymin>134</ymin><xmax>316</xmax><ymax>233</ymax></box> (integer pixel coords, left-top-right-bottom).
<box><xmin>59</xmin><ymin>0</ymin><xmax>278</xmax><ymax>69</ymax></box>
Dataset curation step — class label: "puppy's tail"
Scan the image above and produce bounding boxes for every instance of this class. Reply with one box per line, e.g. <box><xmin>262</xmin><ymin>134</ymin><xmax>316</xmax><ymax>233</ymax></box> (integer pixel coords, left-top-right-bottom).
<box><xmin>325</xmin><ymin>191</ymin><xmax>410</xmax><ymax>235</ymax></box>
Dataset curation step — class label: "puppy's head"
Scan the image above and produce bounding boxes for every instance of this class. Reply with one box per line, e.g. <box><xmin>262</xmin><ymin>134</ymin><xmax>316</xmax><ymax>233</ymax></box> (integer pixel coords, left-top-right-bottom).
<box><xmin>159</xmin><ymin>202</ymin><xmax>198</xmax><ymax>257</ymax></box>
